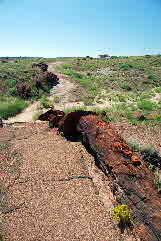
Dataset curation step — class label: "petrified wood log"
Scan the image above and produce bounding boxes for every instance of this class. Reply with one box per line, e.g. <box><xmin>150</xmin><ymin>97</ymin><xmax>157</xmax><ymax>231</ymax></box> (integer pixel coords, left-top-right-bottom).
<box><xmin>46</xmin><ymin>110</ymin><xmax>161</xmax><ymax>241</ymax></box>
<box><xmin>38</xmin><ymin>109</ymin><xmax>65</xmax><ymax>127</ymax></box>
<box><xmin>38</xmin><ymin>109</ymin><xmax>161</xmax><ymax>239</ymax></box>
<box><xmin>32</xmin><ymin>62</ymin><xmax>48</xmax><ymax>72</ymax></box>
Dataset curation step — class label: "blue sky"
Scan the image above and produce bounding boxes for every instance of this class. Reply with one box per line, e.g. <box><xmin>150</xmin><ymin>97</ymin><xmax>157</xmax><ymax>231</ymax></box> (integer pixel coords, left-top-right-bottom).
<box><xmin>0</xmin><ymin>0</ymin><xmax>161</xmax><ymax>57</ymax></box>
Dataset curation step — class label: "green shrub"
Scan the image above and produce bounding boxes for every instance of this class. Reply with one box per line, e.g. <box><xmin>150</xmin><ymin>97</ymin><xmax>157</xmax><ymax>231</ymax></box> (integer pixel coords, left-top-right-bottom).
<box><xmin>38</xmin><ymin>89</ymin><xmax>44</xmax><ymax>98</ymax></box>
<box><xmin>137</xmin><ymin>99</ymin><xmax>156</xmax><ymax>111</ymax></box>
<box><xmin>147</xmin><ymin>72</ymin><xmax>157</xmax><ymax>81</ymax></box>
<box><xmin>111</xmin><ymin>56</ymin><xmax>118</xmax><ymax>59</ymax></box>
<box><xmin>113</xmin><ymin>204</ymin><xmax>132</xmax><ymax>226</ymax></box>
<box><xmin>0</xmin><ymin>98</ymin><xmax>27</xmax><ymax>119</ymax></box>
<box><xmin>40</xmin><ymin>95</ymin><xmax>53</xmax><ymax>109</ymax></box>
<box><xmin>120</xmin><ymin>63</ymin><xmax>133</xmax><ymax>70</ymax></box>
<box><xmin>61</xmin><ymin>63</ymin><xmax>72</xmax><ymax>70</ymax></box>
<box><xmin>63</xmin><ymin>70</ymin><xmax>83</xmax><ymax>79</ymax></box>
<box><xmin>120</xmin><ymin>83</ymin><xmax>131</xmax><ymax>91</ymax></box>
<box><xmin>7</xmin><ymin>79</ymin><xmax>17</xmax><ymax>86</ymax></box>
<box><xmin>8</xmin><ymin>87</ymin><xmax>17</xmax><ymax>96</ymax></box>
<box><xmin>127</xmin><ymin>138</ymin><xmax>141</xmax><ymax>152</ymax></box>
<box><xmin>154</xmin><ymin>87</ymin><xmax>161</xmax><ymax>93</ymax></box>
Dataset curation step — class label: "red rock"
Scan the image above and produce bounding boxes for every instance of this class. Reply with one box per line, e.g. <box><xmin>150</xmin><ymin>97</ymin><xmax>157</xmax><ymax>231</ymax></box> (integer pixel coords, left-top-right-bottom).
<box><xmin>54</xmin><ymin>110</ymin><xmax>161</xmax><ymax>241</ymax></box>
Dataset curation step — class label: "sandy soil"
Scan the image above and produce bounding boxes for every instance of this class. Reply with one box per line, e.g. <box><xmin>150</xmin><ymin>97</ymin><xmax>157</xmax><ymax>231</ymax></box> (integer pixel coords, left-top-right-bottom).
<box><xmin>0</xmin><ymin>123</ymin><xmax>138</xmax><ymax>241</ymax></box>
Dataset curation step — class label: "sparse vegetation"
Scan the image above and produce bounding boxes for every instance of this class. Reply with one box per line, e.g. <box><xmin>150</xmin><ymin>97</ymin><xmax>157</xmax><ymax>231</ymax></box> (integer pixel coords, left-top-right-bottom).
<box><xmin>120</xmin><ymin>63</ymin><xmax>133</xmax><ymax>70</ymax></box>
<box><xmin>137</xmin><ymin>99</ymin><xmax>157</xmax><ymax>111</ymax></box>
<box><xmin>154</xmin><ymin>169</ymin><xmax>161</xmax><ymax>192</ymax></box>
<box><xmin>63</xmin><ymin>105</ymin><xmax>87</xmax><ymax>114</ymax></box>
<box><xmin>113</xmin><ymin>204</ymin><xmax>132</xmax><ymax>228</ymax></box>
<box><xmin>0</xmin><ymin>95</ymin><xmax>28</xmax><ymax>119</ymax></box>
<box><xmin>52</xmin><ymin>96</ymin><xmax>60</xmax><ymax>104</ymax></box>
<box><xmin>32</xmin><ymin>110</ymin><xmax>43</xmax><ymax>121</ymax></box>
<box><xmin>0</xmin><ymin>58</ymin><xmax>56</xmax><ymax>118</ymax></box>
<box><xmin>40</xmin><ymin>95</ymin><xmax>54</xmax><ymax>109</ymax></box>
<box><xmin>57</xmin><ymin>55</ymin><xmax>161</xmax><ymax>126</ymax></box>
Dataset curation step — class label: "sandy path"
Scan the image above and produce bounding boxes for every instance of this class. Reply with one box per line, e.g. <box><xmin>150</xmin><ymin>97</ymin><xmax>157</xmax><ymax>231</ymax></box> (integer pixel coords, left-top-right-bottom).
<box><xmin>0</xmin><ymin>124</ymin><xmax>138</xmax><ymax>241</ymax></box>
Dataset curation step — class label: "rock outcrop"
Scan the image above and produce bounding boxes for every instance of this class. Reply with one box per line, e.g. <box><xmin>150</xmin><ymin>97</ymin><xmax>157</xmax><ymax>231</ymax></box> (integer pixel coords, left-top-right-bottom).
<box><xmin>32</xmin><ymin>62</ymin><xmax>48</xmax><ymax>72</ymax></box>
<box><xmin>38</xmin><ymin>109</ymin><xmax>161</xmax><ymax>241</ymax></box>
<box><xmin>39</xmin><ymin>109</ymin><xmax>65</xmax><ymax>127</ymax></box>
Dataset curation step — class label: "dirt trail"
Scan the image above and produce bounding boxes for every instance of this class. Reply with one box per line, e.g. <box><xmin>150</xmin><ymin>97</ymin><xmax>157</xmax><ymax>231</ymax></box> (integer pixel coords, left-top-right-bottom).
<box><xmin>1</xmin><ymin>62</ymin><xmax>141</xmax><ymax>240</ymax></box>
<box><xmin>0</xmin><ymin>123</ymin><xmax>138</xmax><ymax>241</ymax></box>
<box><xmin>7</xmin><ymin>62</ymin><xmax>83</xmax><ymax>123</ymax></box>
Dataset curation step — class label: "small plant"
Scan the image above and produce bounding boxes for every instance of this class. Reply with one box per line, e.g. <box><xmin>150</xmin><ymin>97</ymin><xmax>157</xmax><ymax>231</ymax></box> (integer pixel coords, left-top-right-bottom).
<box><xmin>147</xmin><ymin>72</ymin><xmax>157</xmax><ymax>81</ymax></box>
<box><xmin>137</xmin><ymin>99</ymin><xmax>156</xmax><ymax>111</ymax></box>
<box><xmin>53</xmin><ymin>96</ymin><xmax>60</xmax><ymax>103</ymax></box>
<box><xmin>8</xmin><ymin>87</ymin><xmax>17</xmax><ymax>96</ymax></box>
<box><xmin>120</xmin><ymin>83</ymin><xmax>131</xmax><ymax>91</ymax></box>
<box><xmin>7</xmin><ymin>79</ymin><xmax>17</xmax><ymax>86</ymax></box>
<box><xmin>120</xmin><ymin>63</ymin><xmax>133</xmax><ymax>70</ymax></box>
<box><xmin>141</xmin><ymin>145</ymin><xmax>161</xmax><ymax>169</ymax></box>
<box><xmin>0</xmin><ymin>143</ymin><xmax>10</xmax><ymax>150</ymax></box>
<box><xmin>38</xmin><ymin>89</ymin><xmax>44</xmax><ymax>98</ymax></box>
<box><xmin>154</xmin><ymin>87</ymin><xmax>161</xmax><ymax>93</ymax></box>
<box><xmin>59</xmin><ymin>131</ymin><xmax>64</xmax><ymax>137</ymax></box>
<box><xmin>40</xmin><ymin>95</ymin><xmax>53</xmax><ymax>109</ymax></box>
<box><xmin>127</xmin><ymin>138</ymin><xmax>141</xmax><ymax>152</ymax></box>
<box><xmin>0</xmin><ymin>98</ymin><xmax>28</xmax><ymax>119</ymax></box>
<box><xmin>113</xmin><ymin>204</ymin><xmax>132</xmax><ymax>228</ymax></box>
<box><xmin>148</xmin><ymin>163</ymin><xmax>156</xmax><ymax>171</ymax></box>
<box><xmin>154</xmin><ymin>169</ymin><xmax>161</xmax><ymax>192</ymax></box>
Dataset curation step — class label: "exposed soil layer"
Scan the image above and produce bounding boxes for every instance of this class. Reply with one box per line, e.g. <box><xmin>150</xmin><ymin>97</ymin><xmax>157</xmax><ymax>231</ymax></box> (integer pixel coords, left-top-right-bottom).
<box><xmin>42</xmin><ymin>110</ymin><xmax>161</xmax><ymax>241</ymax></box>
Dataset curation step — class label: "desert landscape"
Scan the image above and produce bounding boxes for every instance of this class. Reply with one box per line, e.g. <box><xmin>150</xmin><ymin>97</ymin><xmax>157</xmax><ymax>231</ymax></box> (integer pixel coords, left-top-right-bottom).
<box><xmin>0</xmin><ymin>0</ymin><xmax>161</xmax><ymax>240</ymax></box>
<box><xmin>0</xmin><ymin>56</ymin><xmax>161</xmax><ymax>240</ymax></box>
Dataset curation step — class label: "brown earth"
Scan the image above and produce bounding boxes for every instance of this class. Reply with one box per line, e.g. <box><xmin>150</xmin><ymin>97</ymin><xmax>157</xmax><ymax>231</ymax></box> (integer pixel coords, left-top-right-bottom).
<box><xmin>0</xmin><ymin>123</ymin><xmax>139</xmax><ymax>241</ymax></box>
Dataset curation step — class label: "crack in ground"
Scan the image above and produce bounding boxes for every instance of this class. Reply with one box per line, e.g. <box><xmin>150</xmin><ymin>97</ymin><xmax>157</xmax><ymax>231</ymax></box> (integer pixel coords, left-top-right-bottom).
<box><xmin>0</xmin><ymin>202</ymin><xmax>26</xmax><ymax>214</ymax></box>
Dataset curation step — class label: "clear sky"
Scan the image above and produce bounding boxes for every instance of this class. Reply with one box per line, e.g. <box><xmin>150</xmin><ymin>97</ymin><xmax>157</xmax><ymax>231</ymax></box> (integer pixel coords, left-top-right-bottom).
<box><xmin>0</xmin><ymin>0</ymin><xmax>161</xmax><ymax>57</ymax></box>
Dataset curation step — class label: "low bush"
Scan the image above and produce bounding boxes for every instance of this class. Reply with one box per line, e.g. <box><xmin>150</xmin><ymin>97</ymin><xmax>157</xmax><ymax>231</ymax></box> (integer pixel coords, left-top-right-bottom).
<box><xmin>40</xmin><ymin>95</ymin><xmax>53</xmax><ymax>109</ymax></box>
<box><xmin>155</xmin><ymin>87</ymin><xmax>161</xmax><ymax>93</ymax></box>
<box><xmin>137</xmin><ymin>99</ymin><xmax>157</xmax><ymax>111</ymax></box>
<box><xmin>147</xmin><ymin>72</ymin><xmax>158</xmax><ymax>81</ymax></box>
<box><xmin>7</xmin><ymin>79</ymin><xmax>17</xmax><ymax>86</ymax></box>
<box><xmin>0</xmin><ymin>98</ymin><xmax>27</xmax><ymax>119</ymax></box>
<box><xmin>120</xmin><ymin>83</ymin><xmax>132</xmax><ymax>91</ymax></box>
<box><xmin>113</xmin><ymin>204</ymin><xmax>132</xmax><ymax>229</ymax></box>
<box><xmin>8</xmin><ymin>87</ymin><xmax>17</xmax><ymax>96</ymax></box>
<box><xmin>120</xmin><ymin>63</ymin><xmax>133</xmax><ymax>70</ymax></box>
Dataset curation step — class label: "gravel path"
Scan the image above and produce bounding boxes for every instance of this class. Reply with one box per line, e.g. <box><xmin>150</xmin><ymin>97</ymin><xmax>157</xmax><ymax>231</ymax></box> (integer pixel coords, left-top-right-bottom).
<box><xmin>0</xmin><ymin>124</ymin><xmax>138</xmax><ymax>241</ymax></box>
